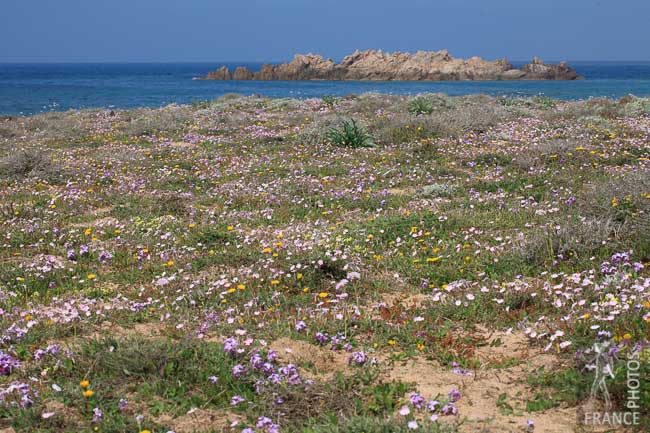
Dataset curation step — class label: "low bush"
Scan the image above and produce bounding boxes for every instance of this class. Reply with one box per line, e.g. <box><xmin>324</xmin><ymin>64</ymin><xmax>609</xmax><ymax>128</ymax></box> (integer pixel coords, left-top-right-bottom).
<box><xmin>622</xmin><ymin>96</ymin><xmax>650</xmax><ymax>116</ymax></box>
<box><xmin>408</xmin><ymin>97</ymin><xmax>434</xmax><ymax>115</ymax></box>
<box><xmin>0</xmin><ymin>148</ymin><xmax>66</xmax><ymax>182</ymax></box>
<box><xmin>119</xmin><ymin>105</ymin><xmax>193</xmax><ymax>136</ymax></box>
<box><xmin>326</xmin><ymin>119</ymin><xmax>375</xmax><ymax>148</ymax></box>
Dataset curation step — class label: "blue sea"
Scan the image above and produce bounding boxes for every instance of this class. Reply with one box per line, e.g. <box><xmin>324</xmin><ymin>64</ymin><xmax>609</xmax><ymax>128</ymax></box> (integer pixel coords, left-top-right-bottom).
<box><xmin>1</xmin><ymin>62</ymin><xmax>650</xmax><ymax>115</ymax></box>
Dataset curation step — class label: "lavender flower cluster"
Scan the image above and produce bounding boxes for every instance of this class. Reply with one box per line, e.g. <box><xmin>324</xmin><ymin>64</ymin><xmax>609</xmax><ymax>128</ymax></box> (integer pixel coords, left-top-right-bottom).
<box><xmin>600</xmin><ymin>251</ymin><xmax>644</xmax><ymax>275</ymax></box>
<box><xmin>0</xmin><ymin>351</ymin><xmax>20</xmax><ymax>376</ymax></box>
<box><xmin>0</xmin><ymin>382</ymin><xmax>38</xmax><ymax>408</ymax></box>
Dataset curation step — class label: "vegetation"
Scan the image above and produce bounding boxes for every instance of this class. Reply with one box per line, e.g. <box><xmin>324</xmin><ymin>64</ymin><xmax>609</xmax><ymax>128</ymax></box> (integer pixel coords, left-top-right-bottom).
<box><xmin>326</xmin><ymin>119</ymin><xmax>375</xmax><ymax>148</ymax></box>
<box><xmin>1</xmin><ymin>93</ymin><xmax>649</xmax><ymax>433</ymax></box>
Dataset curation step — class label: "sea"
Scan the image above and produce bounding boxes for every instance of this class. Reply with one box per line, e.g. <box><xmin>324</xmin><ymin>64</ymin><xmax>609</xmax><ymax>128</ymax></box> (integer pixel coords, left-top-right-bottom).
<box><xmin>1</xmin><ymin>62</ymin><xmax>650</xmax><ymax>116</ymax></box>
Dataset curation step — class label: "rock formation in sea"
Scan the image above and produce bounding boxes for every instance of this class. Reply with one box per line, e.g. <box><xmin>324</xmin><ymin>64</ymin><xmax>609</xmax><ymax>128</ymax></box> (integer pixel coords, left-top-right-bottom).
<box><xmin>200</xmin><ymin>50</ymin><xmax>581</xmax><ymax>81</ymax></box>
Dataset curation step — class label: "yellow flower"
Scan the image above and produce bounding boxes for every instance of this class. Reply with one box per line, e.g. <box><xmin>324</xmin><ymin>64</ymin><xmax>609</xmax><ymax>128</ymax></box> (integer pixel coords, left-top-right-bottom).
<box><xmin>611</xmin><ymin>196</ymin><xmax>618</xmax><ymax>208</ymax></box>
<box><xmin>318</xmin><ymin>292</ymin><xmax>329</xmax><ymax>299</ymax></box>
<box><xmin>270</xmin><ymin>280</ymin><xmax>280</xmax><ymax>285</ymax></box>
<box><xmin>237</xmin><ymin>284</ymin><xmax>246</xmax><ymax>291</ymax></box>
<box><xmin>84</xmin><ymin>228</ymin><xmax>92</xmax><ymax>236</ymax></box>
<box><xmin>87</xmin><ymin>274</ymin><xmax>97</xmax><ymax>280</ymax></box>
<box><xmin>188</xmin><ymin>223</ymin><xmax>196</xmax><ymax>228</ymax></box>
<box><xmin>227</xmin><ymin>225</ymin><xmax>234</xmax><ymax>231</ymax></box>
<box><xmin>262</xmin><ymin>247</ymin><xmax>272</xmax><ymax>254</ymax></box>
<box><xmin>388</xmin><ymin>339</ymin><xmax>397</xmax><ymax>346</ymax></box>
<box><xmin>302</xmin><ymin>287</ymin><xmax>310</xmax><ymax>293</ymax></box>
<box><xmin>226</xmin><ymin>288</ymin><xmax>236</xmax><ymax>294</ymax></box>
<box><xmin>79</xmin><ymin>380</ymin><xmax>90</xmax><ymax>388</ymax></box>
<box><xmin>140</xmin><ymin>430</ymin><xmax>152</xmax><ymax>433</ymax></box>
<box><xmin>83</xmin><ymin>390</ymin><xmax>95</xmax><ymax>397</ymax></box>
<box><xmin>623</xmin><ymin>333</ymin><xmax>633</xmax><ymax>340</ymax></box>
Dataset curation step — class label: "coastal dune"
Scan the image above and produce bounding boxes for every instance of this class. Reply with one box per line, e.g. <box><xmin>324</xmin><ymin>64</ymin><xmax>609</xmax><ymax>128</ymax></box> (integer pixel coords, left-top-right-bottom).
<box><xmin>200</xmin><ymin>49</ymin><xmax>581</xmax><ymax>81</ymax></box>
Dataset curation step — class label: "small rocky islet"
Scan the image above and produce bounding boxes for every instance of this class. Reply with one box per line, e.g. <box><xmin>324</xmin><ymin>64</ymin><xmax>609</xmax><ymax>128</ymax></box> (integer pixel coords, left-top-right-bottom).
<box><xmin>200</xmin><ymin>49</ymin><xmax>581</xmax><ymax>81</ymax></box>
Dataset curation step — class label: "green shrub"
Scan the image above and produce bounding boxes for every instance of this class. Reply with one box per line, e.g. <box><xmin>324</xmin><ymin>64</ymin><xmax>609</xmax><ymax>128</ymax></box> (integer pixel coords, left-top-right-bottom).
<box><xmin>408</xmin><ymin>97</ymin><xmax>434</xmax><ymax>115</ymax></box>
<box><xmin>322</xmin><ymin>95</ymin><xmax>339</xmax><ymax>108</ymax></box>
<box><xmin>326</xmin><ymin>119</ymin><xmax>375</xmax><ymax>148</ymax></box>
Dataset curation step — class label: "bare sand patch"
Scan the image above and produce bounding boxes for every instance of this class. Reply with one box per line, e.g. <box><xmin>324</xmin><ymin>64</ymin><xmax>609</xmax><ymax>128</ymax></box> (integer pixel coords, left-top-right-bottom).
<box><xmin>156</xmin><ymin>408</ymin><xmax>242</xmax><ymax>433</ymax></box>
<box><xmin>270</xmin><ymin>337</ymin><xmax>349</xmax><ymax>379</ymax></box>
<box><xmin>69</xmin><ymin>216</ymin><xmax>120</xmax><ymax>228</ymax></box>
<box><xmin>383</xmin><ymin>332</ymin><xmax>577</xmax><ymax>433</ymax></box>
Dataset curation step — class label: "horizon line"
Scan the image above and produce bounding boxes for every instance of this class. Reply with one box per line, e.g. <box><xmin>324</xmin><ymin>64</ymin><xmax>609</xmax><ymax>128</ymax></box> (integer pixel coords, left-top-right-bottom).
<box><xmin>3</xmin><ymin>59</ymin><xmax>650</xmax><ymax>65</ymax></box>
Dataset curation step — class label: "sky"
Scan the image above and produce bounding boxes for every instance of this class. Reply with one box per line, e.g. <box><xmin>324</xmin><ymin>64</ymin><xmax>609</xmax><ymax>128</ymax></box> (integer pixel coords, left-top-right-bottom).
<box><xmin>1</xmin><ymin>0</ymin><xmax>649</xmax><ymax>63</ymax></box>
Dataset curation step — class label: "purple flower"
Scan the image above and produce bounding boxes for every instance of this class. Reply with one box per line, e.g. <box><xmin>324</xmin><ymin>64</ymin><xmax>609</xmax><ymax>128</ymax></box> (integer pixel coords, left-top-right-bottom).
<box><xmin>314</xmin><ymin>332</ymin><xmax>329</xmax><ymax>345</ymax></box>
<box><xmin>66</xmin><ymin>249</ymin><xmax>77</xmax><ymax>261</ymax></box>
<box><xmin>33</xmin><ymin>344</ymin><xmax>60</xmax><ymax>361</ymax></box>
<box><xmin>526</xmin><ymin>419</ymin><xmax>535</xmax><ymax>431</ymax></box>
<box><xmin>0</xmin><ymin>351</ymin><xmax>20</xmax><ymax>376</ymax></box>
<box><xmin>451</xmin><ymin>362</ymin><xmax>473</xmax><ymax>376</ymax></box>
<box><xmin>330</xmin><ymin>333</ymin><xmax>346</xmax><ymax>349</ymax></box>
<box><xmin>268</xmin><ymin>373</ymin><xmax>282</xmax><ymax>384</ymax></box>
<box><xmin>224</xmin><ymin>337</ymin><xmax>239</xmax><ymax>355</ymax></box>
<box><xmin>79</xmin><ymin>244</ymin><xmax>90</xmax><ymax>256</ymax></box>
<box><xmin>348</xmin><ymin>351</ymin><xmax>367</xmax><ymax>366</ymax></box>
<box><xmin>266</xmin><ymin>350</ymin><xmax>277</xmax><ymax>362</ymax></box>
<box><xmin>280</xmin><ymin>363</ymin><xmax>299</xmax><ymax>375</ymax></box>
<box><xmin>256</xmin><ymin>417</ymin><xmax>273</xmax><ymax>429</ymax></box>
<box><xmin>232</xmin><ymin>364</ymin><xmax>248</xmax><ymax>378</ymax></box>
<box><xmin>0</xmin><ymin>382</ymin><xmax>38</xmax><ymax>408</ymax></box>
<box><xmin>295</xmin><ymin>321</ymin><xmax>307</xmax><ymax>332</ymax></box>
<box><xmin>208</xmin><ymin>375</ymin><xmax>219</xmax><ymax>384</ymax></box>
<box><xmin>427</xmin><ymin>400</ymin><xmax>440</xmax><ymax>412</ymax></box>
<box><xmin>118</xmin><ymin>398</ymin><xmax>128</xmax><ymax>411</ymax></box>
<box><xmin>611</xmin><ymin>251</ymin><xmax>630</xmax><ymax>265</ymax></box>
<box><xmin>92</xmin><ymin>407</ymin><xmax>103</xmax><ymax>423</ymax></box>
<box><xmin>250</xmin><ymin>353</ymin><xmax>264</xmax><ymax>369</ymax></box>
<box><xmin>448</xmin><ymin>388</ymin><xmax>461</xmax><ymax>402</ymax></box>
<box><xmin>98</xmin><ymin>251</ymin><xmax>113</xmax><ymax>263</ymax></box>
<box><xmin>600</xmin><ymin>261</ymin><xmax>616</xmax><ymax>275</ymax></box>
<box><xmin>230</xmin><ymin>395</ymin><xmax>246</xmax><ymax>406</ymax></box>
<box><xmin>242</xmin><ymin>429</ymin><xmax>255</xmax><ymax>433</ymax></box>
<box><xmin>441</xmin><ymin>403</ymin><xmax>458</xmax><ymax>416</ymax></box>
<box><xmin>409</xmin><ymin>392</ymin><xmax>425</xmax><ymax>409</ymax></box>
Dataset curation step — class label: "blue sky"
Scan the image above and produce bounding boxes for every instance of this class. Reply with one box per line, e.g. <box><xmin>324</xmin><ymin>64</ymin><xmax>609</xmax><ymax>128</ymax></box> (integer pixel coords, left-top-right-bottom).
<box><xmin>1</xmin><ymin>0</ymin><xmax>649</xmax><ymax>62</ymax></box>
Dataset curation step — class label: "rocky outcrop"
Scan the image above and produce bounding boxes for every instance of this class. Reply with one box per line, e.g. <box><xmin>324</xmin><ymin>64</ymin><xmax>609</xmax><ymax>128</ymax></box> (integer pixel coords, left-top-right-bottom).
<box><xmin>520</xmin><ymin>57</ymin><xmax>579</xmax><ymax>80</ymax></box>
<box><xmin>200</xmin><ymin>50</ymin><xmax>581</xmax><ymax>81</ymax></box>
<box><xmin>204</xmin><ymin>66</ymin><xmax>231</xmax><ymax>80</ymax></box>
